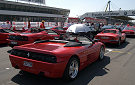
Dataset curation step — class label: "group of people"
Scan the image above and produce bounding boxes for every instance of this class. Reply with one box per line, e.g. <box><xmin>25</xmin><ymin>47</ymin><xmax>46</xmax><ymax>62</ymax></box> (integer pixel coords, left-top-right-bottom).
<box><xmin>0</xmin><ymin>21</ymin><xmax>46</xmax><ymax>30</ymax></box>
<box><xmin>86</xmin><ymin>22</ymin><xmax>104</xmax><ymax>31</ymax></box>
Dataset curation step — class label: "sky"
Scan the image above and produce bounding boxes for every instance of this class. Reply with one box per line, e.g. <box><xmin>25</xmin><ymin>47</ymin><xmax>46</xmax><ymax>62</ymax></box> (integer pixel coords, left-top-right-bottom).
<box><xmin>7</xmin><ymin>0</ymin><xmax>135</xmax><ymax>17</ymax></box>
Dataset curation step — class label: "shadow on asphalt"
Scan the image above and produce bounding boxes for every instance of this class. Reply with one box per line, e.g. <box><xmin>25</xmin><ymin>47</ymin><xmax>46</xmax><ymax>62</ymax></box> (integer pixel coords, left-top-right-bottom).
<box><xmin>105</xmin><ymin>41</ymin><xmax>129</xmax><ymax>49</ymax></box>
<box><xmin>11</xmin><ymin>56</ymin><xmax>110</xmax><ymax>85</ymax></box>
<box><xmin>126</xmin><ymin>35</ymin><xmax>135</xmax><ymax>38</ymax></box>
<box><xmin>0</xmin><ymin>43</ymin><xmax>8</xmax><ymax>48</ymax></box>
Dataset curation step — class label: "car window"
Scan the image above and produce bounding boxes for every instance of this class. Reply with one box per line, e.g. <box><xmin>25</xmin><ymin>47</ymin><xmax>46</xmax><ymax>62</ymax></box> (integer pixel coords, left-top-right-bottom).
<box><xmin>66</xmin><ymin>35</ymin><xmax>91</xmax><ymax>44</ymax></box>
<box><xmin>45</xmin><ymin>27</ymin><xmax>53</xmax><ymax>29</ymax></box>
<box><xmin>101</xmin><ymin>25</ymin><xmax>115</xmax><ymax>29</ymax></box>
<box><xmin>103</xmin><ymin>30</ymin><xmax>116</xmax><ymax>33</ymax></box>
<box><xmin>2</xmin><ymin>29</ymin><xmax>15</xmax><ymax>33</ymax></box>
<box><xmin>0</xmin><ymin>29</ymin><xmax>5</xmax><ymax>33</ymax></box>
<box><xmin>29</xmin><ymin>28</ymin><xmax>42</xmax><ymax>33</ymax></box>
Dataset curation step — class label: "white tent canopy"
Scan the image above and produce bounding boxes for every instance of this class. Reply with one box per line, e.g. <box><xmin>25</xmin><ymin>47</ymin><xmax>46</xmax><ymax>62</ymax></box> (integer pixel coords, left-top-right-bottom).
<box><xmin>66</xmin><ymin>24</ymin><xmax>91</xmax><ymax>33</ymax></box>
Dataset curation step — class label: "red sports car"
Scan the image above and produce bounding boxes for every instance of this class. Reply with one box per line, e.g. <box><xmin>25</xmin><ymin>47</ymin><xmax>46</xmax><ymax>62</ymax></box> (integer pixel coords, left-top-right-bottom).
<box><xmin>46</xmin><ymin>27</ymin><xmax>66</xmax><ymax>34</ymax></box>
<box><xmin>9</xmin><ymin>35</ymin><xmax>105</xmax><ymax>80</ymax></box>
<box><xmin>95</xmin><ymin>29</ymin><xmax>126</xmax><ymax>46</ymax></box>
<box><xmin>8</xmin><ymin>27</ymin><xmax>60</xmax><ymax>47</ymax></box>
<box><xmin>0</xmin><ymin>28</ymin><xmax>15</xmax><ymax>44</ymax></box>
<box><xmin>122</xmin><ymin>26</ymin><xmax>135</xmax><ymax>36</ymax></box>
<box><xmin>10</xmin><ymin>27</ymin><xmax>28</xmax><ymax>33</ymax></box>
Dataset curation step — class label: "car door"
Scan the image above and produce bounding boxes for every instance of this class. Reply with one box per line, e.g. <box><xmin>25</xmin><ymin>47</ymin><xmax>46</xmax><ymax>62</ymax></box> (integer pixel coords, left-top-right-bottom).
<box><xmin>86</xmin><ymin>43</ymin><xmax>100</xmax><ymax>65</ymax></box>
<box><xmin>77</xmin><ymin>36</ymin><xmax>100</xmax><ymax>65</ymax></box>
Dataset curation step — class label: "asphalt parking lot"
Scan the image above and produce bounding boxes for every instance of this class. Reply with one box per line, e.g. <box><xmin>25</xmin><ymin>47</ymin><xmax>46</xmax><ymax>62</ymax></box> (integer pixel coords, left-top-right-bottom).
<box><xmin>0</xmin><ymin>37</ymin><xmax>135</xmax><ymax>85</ymax></box>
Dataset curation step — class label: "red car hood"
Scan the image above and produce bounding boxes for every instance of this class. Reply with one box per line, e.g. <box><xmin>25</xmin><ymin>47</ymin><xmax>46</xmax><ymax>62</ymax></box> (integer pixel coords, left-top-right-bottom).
<box><xmin>96</xmin><ymin>33</ymin><xmax>117</xmax><ymax>37</ymax></box>
<box><xmin>13</xmin><ymin>42</ymin><xmax>85</xmax><ymax>55</ymax></box>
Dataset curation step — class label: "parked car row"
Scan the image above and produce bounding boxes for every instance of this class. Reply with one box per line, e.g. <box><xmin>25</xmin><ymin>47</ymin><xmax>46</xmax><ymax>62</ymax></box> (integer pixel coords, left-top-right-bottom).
<box><xmin>8</xmin><ymin>24</ymin><xmax>105</xmax><ymax>81</ymax></box>
<box><xmin>0</xmin><ymin>24</ymin><xmax>135</xmax><ymax>81</ymax></box>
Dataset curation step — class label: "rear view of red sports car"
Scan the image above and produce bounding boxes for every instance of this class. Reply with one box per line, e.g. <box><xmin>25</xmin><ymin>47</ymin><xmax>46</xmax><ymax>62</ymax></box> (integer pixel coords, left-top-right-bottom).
<box><xmin>8</xmin><ymin>27</ymin><xmax>60</xmax><ymax>47</ymax></box>
<box><xmin>95</xmin><ymin>29</ymin><xmax>126</xmax><ymax>46</ymax></box>
<box><xmin>0</xmin><ymin>28</ymin><xmax>15</xmax><ymax>44</ymax></box>
<box><xmin>122</xmin><ymin>26</ymin><xmax>135</xmax><ymax>36</ymax></box>
<box><xmin>8</xmin><ymin>35</ymin><xmax>105</xmax><ymax>81</ymax></box>
<box><xmin>46</xmin><ymin>27</ymin><xmax>66</xmax><ymax>35</ymax></box>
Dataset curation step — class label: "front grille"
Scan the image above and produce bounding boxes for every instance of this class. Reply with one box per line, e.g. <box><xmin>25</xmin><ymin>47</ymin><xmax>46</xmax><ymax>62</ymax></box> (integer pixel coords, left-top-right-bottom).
<box><xmin>9</xmin><ymin>35</ymin><xmax>28</xmax><ymax>41</ymax></box>
<box><xmin>10</xmin><ymin>49</ymin><xmax>57</xmax><ymax>63</ymax></box>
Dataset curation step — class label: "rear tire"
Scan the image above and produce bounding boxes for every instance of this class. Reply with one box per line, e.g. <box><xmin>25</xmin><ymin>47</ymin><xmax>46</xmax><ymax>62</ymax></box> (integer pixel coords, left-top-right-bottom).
<box><xmin>99</xmin><ymin>46</ymin><xmax>105</xmax><ymax>60</ymax></box>
<box><xmin>63</xmin><ymin>57</ymin><xmax>79</xmax><ymax>81</ymax></box>
<box><xmin>123</xmin><ymin>37</ymin><xmax>126</xmax><ymax>43</ymax></box>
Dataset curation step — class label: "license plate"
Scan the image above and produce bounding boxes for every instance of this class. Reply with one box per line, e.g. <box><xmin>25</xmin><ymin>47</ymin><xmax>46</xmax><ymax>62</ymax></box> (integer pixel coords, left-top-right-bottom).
<box><xmin>101</xmin><ymin>37</ymin><xmax>109</xmax><ymax>39</ymax></box>
<box><xmin>11</xmin><ymin>42</ymin><xmax>17</xmax><ymax>44</ymax></box>
<box><xmin>23</xmin><ymin>61</ymin><xmax>33</xmax><ymax>67</ymax></box>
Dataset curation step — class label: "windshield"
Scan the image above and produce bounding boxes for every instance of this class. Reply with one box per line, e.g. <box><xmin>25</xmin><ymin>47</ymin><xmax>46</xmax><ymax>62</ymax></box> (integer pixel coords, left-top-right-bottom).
<box><xmin>102</xmin><ymin>25</ymin><xmax>115</xmax><ymax>29</ymax></box>
<box><xmin>64</xmin><ymin>34</ymin><xmax>91</xmax><ymax>44</ymax></box>
<box><xmin>123</xmin><ymin>27</ymin><xmax>135</xmax><ymax>31</ymax></box>
<box><xmin>103</xmin><ymin>30</ymin><xmax>116</xmax><ymax>33</ymax></box>
<box><xmin>55</xmin><ymin>27</ymin><xmax>64</xmax><ymax>30</ymax></box>
<box><xmin>3</xmin><ymin>29</ymin><xmax>15</xmax><ymax>33</ymax></box>
<box><xmin>45</xmin><ymin>27</ymin><xmax>53</xmax><ymax>29</ymax></box>
<box><xmin>29</xmin><ymin>27</ymin><xmax>43</xmax><ymax>33</ymax></box>
<box><xmin>45</xmin><ymin>29</ymin><xmax>58</xmax><ymax>35</ymax></box>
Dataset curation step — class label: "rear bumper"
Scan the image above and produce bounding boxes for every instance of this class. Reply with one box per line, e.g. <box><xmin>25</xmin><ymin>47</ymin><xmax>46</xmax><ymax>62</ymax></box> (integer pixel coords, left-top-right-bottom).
<box><xmin>0</xmin><ymin>40</ymin><xmax>8</xmax><ymax>44</ymax></box>
<box><xmin>9</xmin><ymin>55</ymin><xmax>67</xmax><ymax>78</ymax></box>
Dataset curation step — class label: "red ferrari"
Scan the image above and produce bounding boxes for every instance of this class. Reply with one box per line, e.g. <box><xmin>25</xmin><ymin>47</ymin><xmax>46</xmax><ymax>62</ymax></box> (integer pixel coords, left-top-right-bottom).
<box><xmin>46</xmin><ymin>27</ymin><xmax>66</xmax><ymax>35</ymax></box>
<box><xmin>0</xmin><ymin>28</ymin><xmax>15</xmax><ymax>44</ymax></box>
<box><xmin>95</xmin><ymin>29</ymin><xmax>126</xmax><ymax>46</ymax></box>
<box><xmin>122</xmin><ymin>26</ymin><xmax>135</xmax><ymax>36</ymax></box>
<box><xmin>9</xmin><ymin>35</ymin><xmax>105</xmax><ymax>80</ymax></box>
<box><xmin>8</xmin><ymin>27</ymin><xmax>60</xmax><ymax>47</ymax></box>
<box><xmin>10</xmin><ymin>27</ymin><xmax>28</xmax><ymax>33</ymax></box>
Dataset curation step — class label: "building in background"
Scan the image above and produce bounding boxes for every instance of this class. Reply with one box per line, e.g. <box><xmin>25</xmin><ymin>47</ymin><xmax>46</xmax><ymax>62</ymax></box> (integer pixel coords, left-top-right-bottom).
<box><xmin>0</xmin><ymin>0</ymin><xmax>70</xmax><ymax>22</ymax></box>
<box><xmin>80</xmin><ymin>10</ymin><xmax>135</xmax><ymax>25</ymax></box>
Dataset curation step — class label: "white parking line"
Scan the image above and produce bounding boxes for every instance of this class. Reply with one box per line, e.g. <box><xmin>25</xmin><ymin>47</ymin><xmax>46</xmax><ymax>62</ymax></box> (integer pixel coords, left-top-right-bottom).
<box><xmin>105</xmin><ymin>49</ymin><xmax>113</xmax><ymax>55</ymax></box>
<box><xmin>5</xmin><ymin>68</ymin><xmax>10</xmax><ymax>70</ymax></box>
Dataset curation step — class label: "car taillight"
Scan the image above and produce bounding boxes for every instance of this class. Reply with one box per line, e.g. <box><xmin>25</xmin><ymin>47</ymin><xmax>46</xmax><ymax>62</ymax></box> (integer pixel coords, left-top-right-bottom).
<box><xmin>10</xmin><ymin>49</ymin><xmax>57</xmax><ymax>63</ymax></box>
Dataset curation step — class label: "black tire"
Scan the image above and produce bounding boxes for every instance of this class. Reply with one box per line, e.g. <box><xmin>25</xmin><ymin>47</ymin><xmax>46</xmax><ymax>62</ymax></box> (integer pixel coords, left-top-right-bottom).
<box><xmin>99</xmin><ymin>46</ymin><xmax>105</xmax><ymax>60</ymax></box>
<box><xmin>117</xmin><ymin>38</ymin><xmax>121</xmax><ymax>46</ymax></box>
<box><xmin>63</xmin><ymin>57</ymin><xmax>79</xmax><ymax>81</ymax></box>
<box><xmin>123</xmin><ymin>37</ymin><xmax>126</xmax><ymax>43</ymax></box>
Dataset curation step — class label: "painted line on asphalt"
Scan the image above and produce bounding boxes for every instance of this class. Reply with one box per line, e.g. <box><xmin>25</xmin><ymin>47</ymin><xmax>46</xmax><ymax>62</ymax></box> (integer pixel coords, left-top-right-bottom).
<box><xmin>111</xmin><ymin>51</ymin><xmax>132</xmax><ymax>55</ymax></box>
<box><xmin>5</xmin><ymin>68</ymin><xmax>10</xmax><ymax>70</ymax></box>
<box><xmin>105</xmin><ymin>49</ymin><xmax>113</xmax><ymax>55</ymax></box>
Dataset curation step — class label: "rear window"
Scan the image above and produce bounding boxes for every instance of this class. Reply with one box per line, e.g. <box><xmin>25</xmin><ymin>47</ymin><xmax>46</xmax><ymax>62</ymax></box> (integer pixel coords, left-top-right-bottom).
<box><xmin>101</xmin><ymin>25</ymin><xmax>115</xmax><ymax>29</ymax></box>
<box><xmin>124</xmin><ymin>27</ymin><xmax>135</xmax><ymax>31</ymax></box>
<box><xmin>103</xmin><ymin>30</ymin><xmax>116</xmax><ymax>33</ymax></box>
<box><xmin>45</xmin><ymin>29</ymin><xmax>58</xmax><ymax>35</ymax></box>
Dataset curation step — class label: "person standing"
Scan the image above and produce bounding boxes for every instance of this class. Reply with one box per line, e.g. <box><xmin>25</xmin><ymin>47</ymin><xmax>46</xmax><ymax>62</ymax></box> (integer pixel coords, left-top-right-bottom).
<box><xmin>6</xmin><ymin>21</ymin><xmax>11</xmax><ymax>29</ymax></box>
<box><xmin>28</xmin><ymin>21</ymin><xmax>31</xmax><ymax>29</ymax></box>
<box><xmin>40</xmin><ymin>20</ymin><xmax>45</xmax><ymax>29</ymax></box>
